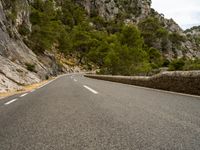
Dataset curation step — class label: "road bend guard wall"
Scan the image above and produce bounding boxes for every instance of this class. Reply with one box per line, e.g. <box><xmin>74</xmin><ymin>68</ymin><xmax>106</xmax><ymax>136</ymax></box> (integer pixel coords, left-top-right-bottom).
<box><xmin>85</xmin><ymin>71</ymin><xmax>200</xmax><ymax>96</ymax></box>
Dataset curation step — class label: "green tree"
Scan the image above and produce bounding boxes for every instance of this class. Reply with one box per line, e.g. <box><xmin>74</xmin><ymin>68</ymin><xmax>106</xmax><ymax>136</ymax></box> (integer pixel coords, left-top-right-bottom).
<box><xmin>60</xmin><ymin>0</ymin><xmax>86</xmax><ymax>27</ymax></box>
<box><xmin>100</xmin><ymin>25</ymin><xmax>151</xmax><ymax>75</ymax></box>
<box><xmin>119</xmin><ymin>25</ymin><xmax>144</xmax><ymax>48</ymax></box>
<box><xmin>138</xmin><ymin>17</ymin><xmax>169</xmax><ymax>50</ymax></box>
<box><xmin>148</xmin><ymin>47</ymin><xmax>163</xmax><ymax>69</ymax></box>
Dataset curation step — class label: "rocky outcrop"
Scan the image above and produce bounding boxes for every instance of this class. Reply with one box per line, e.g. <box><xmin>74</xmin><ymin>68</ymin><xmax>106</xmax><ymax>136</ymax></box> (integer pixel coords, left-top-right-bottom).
<box><xmin>185</xmin><ymin>26</ymin><xmax>200</xmax><ymax>37</ymax></box>
<box><xmin>0</xmin><ymin>56</ymin><xmax>40</xmax><ymax>92</ymax></box>
<box><xmin>0</xmin><ymin>0</ymin><xmax>64</xmax><ymax>92</ymax></box>
<box><xmin>77</xmin><ymin>0</ymin><xmax>200</xmax><ymax>60</ymax></box>
<box><xmin>76</xmin><ymin>0</ymin><xmax>151</xmax><ymax>21</ymax></box>
<box><xmin>151</xmin><ymin>10</ymin><xmax>200</xmax><ymax>59</ymax></box>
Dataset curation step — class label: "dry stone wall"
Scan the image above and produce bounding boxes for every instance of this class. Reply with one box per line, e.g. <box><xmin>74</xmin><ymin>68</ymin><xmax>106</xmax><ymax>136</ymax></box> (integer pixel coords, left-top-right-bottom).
<box><xmin>85</xmin><ymin>71</ymin><xmax>200</xmax><ymax>95</ymax></box>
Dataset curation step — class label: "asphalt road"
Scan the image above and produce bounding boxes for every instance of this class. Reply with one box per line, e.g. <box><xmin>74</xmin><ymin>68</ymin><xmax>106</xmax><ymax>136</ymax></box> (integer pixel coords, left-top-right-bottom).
<box><xmin>0</xmin><ymin>74</ymin><xmax>200</xmax><ymax>150</ymax></box>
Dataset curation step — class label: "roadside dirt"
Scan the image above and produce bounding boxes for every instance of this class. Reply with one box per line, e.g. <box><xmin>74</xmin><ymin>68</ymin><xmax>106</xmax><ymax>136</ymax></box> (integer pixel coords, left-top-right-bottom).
<box><xmin>0</xmin><ymin>78</ymin><xmax>54</xmax><ymax>100</ymax></box>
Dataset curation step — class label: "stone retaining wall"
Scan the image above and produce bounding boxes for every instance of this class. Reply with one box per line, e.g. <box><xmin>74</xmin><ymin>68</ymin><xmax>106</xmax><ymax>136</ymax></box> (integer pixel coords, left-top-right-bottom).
<box><xmin>84</xmin><ymin>71</ymin><xmax>200</xmax><ymax>96</ymax></box>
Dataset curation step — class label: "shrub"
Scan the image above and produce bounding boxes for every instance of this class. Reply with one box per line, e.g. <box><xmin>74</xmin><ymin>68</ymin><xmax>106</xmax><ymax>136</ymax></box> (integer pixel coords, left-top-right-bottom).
<box><xmin>183</xmin><ymin>59</ymin><xmax>200</xmax><ymax>70</ymax></box>
<box><xmin>25</xmin><ymin>63</ymin><xmax>36</xmax><ymax>72</ymax></box>
<box><xmin>148</xmin><ymin>47</ymin><xmax>163</xmax><ymax>69</ymax></box>
<box><xmin>162</xmin><ymin>59</ymin><xmax>170</xmax><ymax>67</ymax></box>
<box><xmin>169</xmin><ymin>59</ymin><xmax>185</xmax><ymax>71</ymax></box>
<box><xmin>18</xmin><ymin>23</ymin><xmax>30</xmax><ymax>36</ymax></box>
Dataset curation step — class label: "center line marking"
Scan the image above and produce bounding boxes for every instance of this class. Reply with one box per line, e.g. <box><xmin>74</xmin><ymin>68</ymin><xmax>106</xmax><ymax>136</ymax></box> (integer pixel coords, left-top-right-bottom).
<box><xmin>20</xmin><ymin>93</ymin><xmax>28</xmax><ymax>97</ymax></box>
<box><xmin>4</xmin><ymin>99</ymin><xmax>18</xmax><ymax>105</ymax></box>
<box><xmin>83</xmin><ymin>85</ymin><xmax>98</xmax><ymax>94</ymax></box>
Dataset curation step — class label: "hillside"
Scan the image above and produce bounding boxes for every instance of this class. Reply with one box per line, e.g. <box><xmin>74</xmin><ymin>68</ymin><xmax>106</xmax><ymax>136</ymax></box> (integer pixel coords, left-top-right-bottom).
<box><xmin>0</xmin><ymin>0</ymin><xmax>200</xmax><ymax>92</ymax></box>
<box><xmin>77</xmin><ymin>0</ymin><xmax>200</xmax><ymax>59</ymax></box>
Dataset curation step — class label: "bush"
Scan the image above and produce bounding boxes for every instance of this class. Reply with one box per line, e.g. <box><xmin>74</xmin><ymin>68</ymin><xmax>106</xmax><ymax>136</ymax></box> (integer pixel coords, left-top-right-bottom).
<box><xmin>148</xmin><ymin>47</ymin><xmax>163</xmax><ymax>69</ymax></box>
<box><xmin>162</xmin><ymin>59</ymin><xmax>170</xmax><ymax>67</ymax></box>
<box><xmin>183</xmin><ymin>59</ymin><xmax>200</xmax><ymax>70</ymax></box>
<box><xmin>25</xmin><ymin>63</ymin><xmax>36</xmax><ymax>72</ymax></box>
<box><xmin>18</xmin><ymin>23</ymin><xmax>30</xmax><ymax>36</ymax></box>
<box><xmin>169</xmin><ymin>59</ymin><xmax>185</xmax><ymax>71</ymax></box>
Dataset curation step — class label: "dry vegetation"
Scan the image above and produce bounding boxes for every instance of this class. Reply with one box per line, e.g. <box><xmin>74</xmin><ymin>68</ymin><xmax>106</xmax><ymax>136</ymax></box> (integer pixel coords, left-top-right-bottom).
<box><xmin>0</xmin><ymin>78</ymin><xmax>54</xmax><ymax>100</ymax></box>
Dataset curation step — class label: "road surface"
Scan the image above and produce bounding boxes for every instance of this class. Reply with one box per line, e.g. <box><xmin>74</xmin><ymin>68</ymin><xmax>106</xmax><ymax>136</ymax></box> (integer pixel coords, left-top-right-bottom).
<box><xmin>0</xmin><ymin>74</ymin><xmax>200</xmax><ymax>150</ymax></box>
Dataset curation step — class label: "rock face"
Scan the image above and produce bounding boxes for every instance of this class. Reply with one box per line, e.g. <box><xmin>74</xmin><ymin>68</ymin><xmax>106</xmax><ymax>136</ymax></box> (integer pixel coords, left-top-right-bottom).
<box><xmin>185</xmin><ymin>26</ymin><xmax>200</xmax><ymax>37</ymax></box>
<box><xmin>155</xmin><ymin>15</ymin><xmax>200</xmax><ymax>59</ymax></box>
<box><xmin>76</xmin><ymin>0</ymin><xmax>151</xmax><ymax>21</ymax></box>
<box><xmin>183</xmin><ymin>26</ymin><xmax>200</xmax><ymax>58</ymax></box>
<box><xmin>0</xmin><ymin>56</ymin><xmax>40</xmax><ymax>92</ymax></box>
<box><xmin>0</xmin><ymin>0</ymin><xmax>63</xmax><ymax>92</ymax></box>
<box><xmin>77</xmin><ymin>0</ymin><xmax>200</xmax><ymax>60</ymax></box>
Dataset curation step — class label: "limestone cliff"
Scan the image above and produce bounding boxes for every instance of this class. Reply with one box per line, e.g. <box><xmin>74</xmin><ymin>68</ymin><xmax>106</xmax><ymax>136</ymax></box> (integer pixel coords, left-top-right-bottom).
<box><xmin>0</xmin><ymin>0</ymin><xmax>66</xmax><ymax>92</ymax></box>
<box><xmin>76</xmin><ymin>0</ymin><xmax>151</xmax><ymax>21</ymax></box>
<box><xmin>76</xmin><ymin>0</ymin><xmax>200</xmax><ymax>59</ymax></box>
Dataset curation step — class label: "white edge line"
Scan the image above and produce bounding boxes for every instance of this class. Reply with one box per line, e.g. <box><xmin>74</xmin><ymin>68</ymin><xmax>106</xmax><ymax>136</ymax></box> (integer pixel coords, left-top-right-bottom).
<box><xmin>4</xmin><ymin>98</ymin><xmax>18</xmax><ymax>105</ymax></box>
<box><xmin>83</xmin><ymin>85</ymin><xmax>98</xmax><ymax>94</ymax></box>
<box><xmin>20</xmin><ymin>93</ymin><xmax>28</xmax><ymax>97</ymax></box>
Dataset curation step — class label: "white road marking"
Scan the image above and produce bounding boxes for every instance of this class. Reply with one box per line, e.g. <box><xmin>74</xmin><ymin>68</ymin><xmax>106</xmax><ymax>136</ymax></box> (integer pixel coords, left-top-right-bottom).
<box><xmin>20</xmin><ymin>93</ymin><xmax>28</xmax><ymax>97</ymax></box>
<box><xmin>83</xmin><ymin>85</ymin><xmax>98</xmax><ymax>94</ymax></box>
<box><xmin>74</xmin><ymin>79</ymin><xmax>77</xmax><ymax>82</ymax></box>
<box><xmin>4</xmin><ymin>99</ymin><xmax>18</xmax><ymax>105</ymax></box>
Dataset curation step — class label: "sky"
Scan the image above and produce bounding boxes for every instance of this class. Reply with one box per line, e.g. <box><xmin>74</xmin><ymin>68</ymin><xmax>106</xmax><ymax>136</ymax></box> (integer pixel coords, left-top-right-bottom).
<box><xmin>151</xmin><ymin>0</ymin><xmax>200</xmax><ymax>30</ymax></box>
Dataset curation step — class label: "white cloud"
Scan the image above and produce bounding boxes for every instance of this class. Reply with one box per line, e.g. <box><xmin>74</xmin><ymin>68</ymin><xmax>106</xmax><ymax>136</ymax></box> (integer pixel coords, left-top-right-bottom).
<box><xmin>151</xmin><ymin>0</ymin><xmax>200</xmax><ymax>29</ymax></box>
